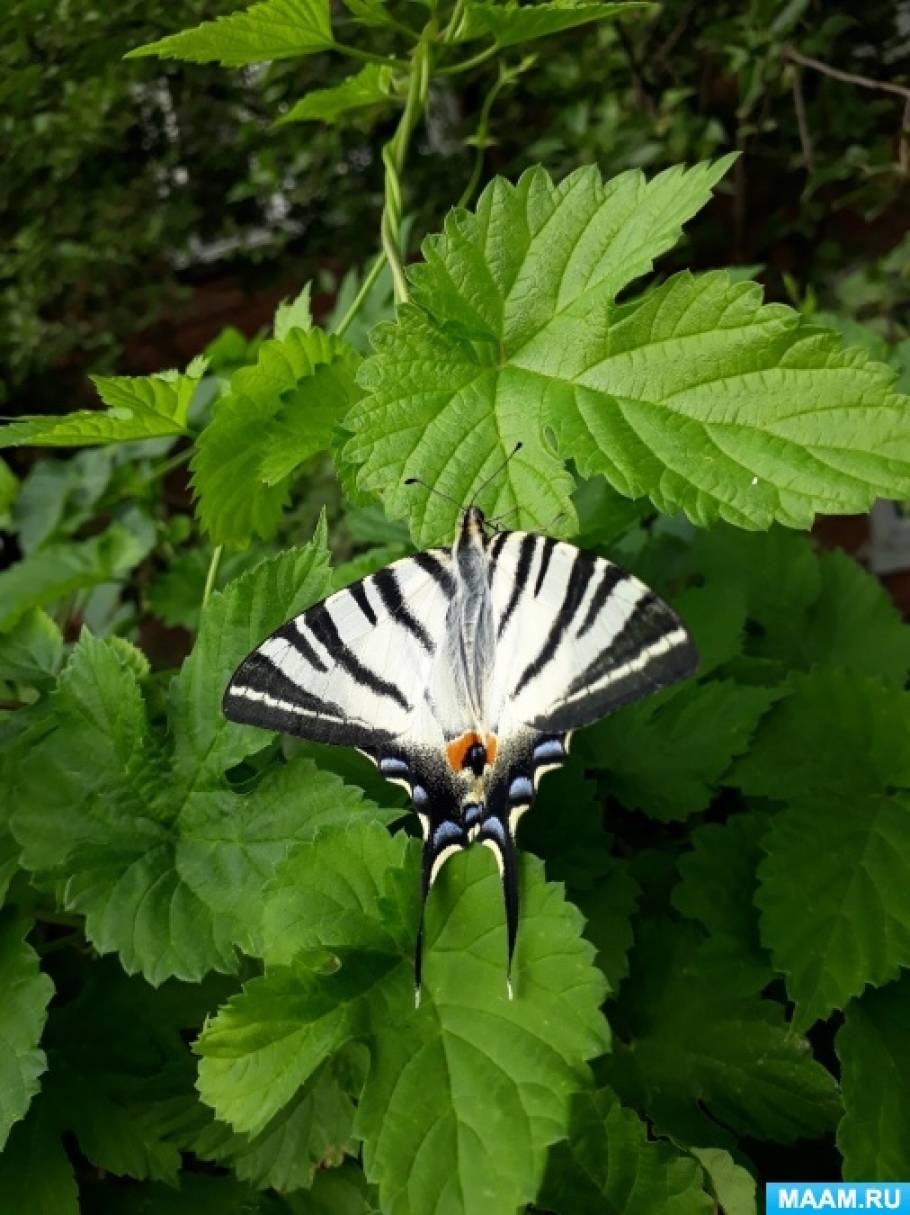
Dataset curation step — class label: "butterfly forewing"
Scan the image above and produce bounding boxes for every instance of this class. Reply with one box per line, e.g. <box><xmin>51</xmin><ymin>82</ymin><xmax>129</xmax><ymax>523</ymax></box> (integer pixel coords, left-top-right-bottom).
<box><xmin>223</xmin><ymin>549</ymin><xmax>456</xmax><ymax>751</ymax></box>
<box><xmin>486</xmin><ymin>531</ymin><xmax>697</xmax><ymax>737</ymax></box>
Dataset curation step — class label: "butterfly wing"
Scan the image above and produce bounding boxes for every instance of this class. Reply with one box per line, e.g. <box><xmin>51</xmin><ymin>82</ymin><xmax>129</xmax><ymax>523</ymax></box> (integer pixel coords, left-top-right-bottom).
<box><xmin>486</xmin><ymin>531</ymin><xmax>697</xmax><ymax>738</ymax></box>
<box><xmin>476</xmin><ymin>531</ymin><xmax>697</xmax><ymax>991</ymax></box>
<box><xmin>223</xmin><ymin>549</ymin><xmax>457</xmax><ymax>753</ymax></box>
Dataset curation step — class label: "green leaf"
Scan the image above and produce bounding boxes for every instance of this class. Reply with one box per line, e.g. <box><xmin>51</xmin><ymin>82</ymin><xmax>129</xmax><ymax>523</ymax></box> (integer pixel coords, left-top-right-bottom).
<box><xmin>7</xmin><ymin>534</ymin><xmax>379</xmax><ymax>985</ymax></box>
<box><xmin>0</xmin><ymin>365</ymin><xmax>201</xmax><ymax>448</ymax></box>
<box><xmin>688</xmin><ymin>1147</ymin><xmax>757</xmax><ymax>1215</ymax></box>
<box><xmin>146</xmin><ymin>547</ymin><xmax>261</xmax><ymax>632</ymax></box>
<box><xmin>757</xmin><ymin>789</ymin><xmax>910</xmax><ymax>1029</ymax></box>
<box><xmin>731</xmin><ymin>670</ymin><xmax>910</xmax><ymax>800</ymax></box>
<box><xmin>672</xmin><ymin>813</ymin><xmax>771</xmax><ymax>973</ymax></box>
<box><xmin>11</xmin><ymin>449</ymin><xmax>115</xmax><ymax>552</ymax></box>
<box><xmin>0</xmin><ymin>609</ymin><xmax>63</xmax><ymax>686</ymax></box>
<box><xmin>517</xmin><ymin>767</ymin><xmax>640</xmax><ymax>990</ymax></box>
<box><xmin>0</xmin><ymin>1099</ymin><xmax>78</xmax><ymax>1215</ymax></box>
<box><xmin>179</xmin><ymin>760</ymin><xmax>392</xmax><ymax>954</ymax></box>
<box><xmin>345</xmin><ymin>159</ymin><xmax>737</xmax><ymax>544</ymax></box>
<box><xmin>837</xmin><ymin>973</ymin><xmax>910</xmax><ymax>1181</ymax></box>
<box><xmin>258</xmin><ymin>347</ymin><xmax>362</xmax><ymax>486</ymax></box>
<box><xmin>192</xmin><ymin>328</ymin><xmax>359</xmax><ymax>545</ymax></box>
<box><xmin>0</xmin><ymin>520</ymin><xmax>154</xmax><ymax>633</ymax></box>
<box><xmin>279</xmin><ymin>64</ymin><xmax>394</xmax><ymax>126</ymax></box>
<box><xmin>168</xmin><ymin>521</ymin><xmax>332</xmax><ymax>782</ymax></box>
<box><xmin>538</xmin><ymin>1087</ymin><xmax>713</xmax><ymax>1215</ymax></box>
<box><xmin>0</xmin><ymin>911</ymin><xmax>53</xmax><ymax>1150</ymax></box>
<box><xmin>585</xmin><ymin>681</ymin><xmax>778</xmax><ymax>821</ymax></box>
<box><xmin>274</xmin><ymin>282</ymin><xmax>313</xmax><ymax>339</ymax></box>
<box><xmin>609</xmin><ymin>920</ymin><xmax>840</xmax><ymax>1147</ymax></box>
<box><xmin>127</xmin><ymin>0</ymin><xmax>334</xmax><ymax>65</ymax></box>
<box><xmin>260</xmin><ymin>822</ymin><xmax>407</xmax><ymax>964</ymax></box>
<box><xmin>0</xmin><ymin>459</ymin><xmax>18</xmax><ymax>527</ymax></box>
<box><xmin>346</xmin><ymin>161</ymin><xmax>910</xmax><ymax>539</ymax></box>
<box><xmin>774</xmin><ymin>548</ymin><xmax>910</xmax><ymax>683</ymax></box>
<box><xmin>198</xmin><ymin>837</ymin><xmax>609</xmax><ymax>1215</ymax></box>
<box><xmin>458</xmin><ymin>0</ymin><xmax>653</xmax><ymax>47</ymax></box>
<box><xmin>184</xmin><ymin>1056</ymin><xmax>358</xmax><ymax>1191</ymax></box>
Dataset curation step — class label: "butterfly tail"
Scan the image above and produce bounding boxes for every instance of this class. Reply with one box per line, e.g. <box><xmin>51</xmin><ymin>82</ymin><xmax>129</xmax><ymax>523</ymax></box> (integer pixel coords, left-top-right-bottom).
<box><xmin>414</xmin><ymin>817</ymin><xmax>466</xmax><ymax>1008</ymax></box>
<box><xmin>478</xmin><ymin>814</ymin><xmax>519</xmax><ymax>999</ymax></box>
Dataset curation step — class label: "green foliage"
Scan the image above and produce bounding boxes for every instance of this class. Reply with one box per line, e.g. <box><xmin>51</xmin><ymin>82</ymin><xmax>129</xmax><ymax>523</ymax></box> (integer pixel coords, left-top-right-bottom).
<box><xmin>0</xmin><ymin>364</ymin><xmax>204</xmax><ymax>449</ymax></box>
<box><xmin>347</xmin><ymin>162</ymin><xmax>910</xmax><ymax>543</ymax></box>
<box><xmin>128</xmin><ymin>0</ymin><xmax>335</xmax><ymax>67</ymax></box>
<box><xmin>5</xmin><ymin>4</ymin><xmax>910</xmax><ymax>1207</ymax></box>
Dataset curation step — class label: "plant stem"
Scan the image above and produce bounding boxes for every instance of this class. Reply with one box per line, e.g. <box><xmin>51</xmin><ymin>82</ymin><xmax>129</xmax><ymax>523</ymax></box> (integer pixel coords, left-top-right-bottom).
<box><xmin>438</xmin><ymin>41</ymin><xmax>499</xmax><ymax>76</ymax></box>
<box><xmin>381</xmin><ymin>36</ymin><xmax>432</xmax><ymax>305</ymax></box>
<box><xmin>202</xmin><ymin>544</ymin><xmax>223</xmax><ymax>608</ymax></box>
<box><xmin>334</xmin><ymin>251</ymin><xmax>388</xmax><ymax>337</ymax></box>
<box><xmin>457</xmin><ymin>61</ymin><xmax>523</xmax><ymax>210</ymax></box>
<box><xmin>783</xmin><ymin>46</ymin><xmax>910</xmax><ymax>102</ymax></box>
<box><xmin>331</xmin><ymin>42</ymin><xmax>407</xmax><ymax>67</ymax></box>
<box><xmin>142</xmin><ymin>445</ymin><xmax>192</xmax><ymax>485</ymax></box>
<box><xmin>38</xmin><ymin>930</ymin><xmax>84</xmax><ymax>957</ymax></box>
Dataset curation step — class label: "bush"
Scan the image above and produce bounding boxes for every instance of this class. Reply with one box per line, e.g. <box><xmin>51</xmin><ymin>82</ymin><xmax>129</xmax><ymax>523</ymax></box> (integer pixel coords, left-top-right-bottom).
<box><xmin>2</xmin><ymin>3</ymin><xmax>910</xmax><ymax>1212</ymax></box>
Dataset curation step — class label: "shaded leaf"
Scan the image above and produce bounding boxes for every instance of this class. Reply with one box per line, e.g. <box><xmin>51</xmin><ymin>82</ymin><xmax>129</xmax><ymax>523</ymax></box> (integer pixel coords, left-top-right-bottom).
<box><xmin>757</xmin><ymin>789</ymin><xmax>910</xmax><ymax>1029</ymax></box>
<box><xmin>609</xmin><ymin>920</ymin><xmax>840</xmax><ymax>1147</ymax></box>
<box><xmin>0</xmin><ymin>911</ymin><xmax>53</xmax><ymax>1150</ymax></box>
<box><xmin>0</xmin><ymin>520</ymin><xmax>154</xmax><ymax>632</ymax></box>
<box><xmin>538</xmin><ymin>1087</ymin><xmax>713</xmax><ymax>1215</ymax></box>
<box><xmin>586</xmin><ymin>681</ymin><xmax>778</xmax><ymax>820</ymax></box>
<box><xmin>280</xmin><ymin>64</ymin><xmax>394</xmax><ymax>126</ymax></box>
<box><xmin>837</xmin><ymin>973</ymin><xmax>910</xmax><ymax>1181</ymax></box>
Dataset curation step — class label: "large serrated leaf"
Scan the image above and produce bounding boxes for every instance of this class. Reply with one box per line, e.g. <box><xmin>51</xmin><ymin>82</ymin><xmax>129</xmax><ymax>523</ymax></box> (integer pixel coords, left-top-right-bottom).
<box><xmin>127</xmin><ymin>0</ymin><xmax>334</xmax><ymax>66</ymax></box>
<box><xmin>345</xmin><ymin>161</ymin><xmax>910</xmax><ymax>541</ymax></box>
<box><xmin>0</xmin><ymin>365</ymin><xmax>201</xmax><ymax>449</ymax></box>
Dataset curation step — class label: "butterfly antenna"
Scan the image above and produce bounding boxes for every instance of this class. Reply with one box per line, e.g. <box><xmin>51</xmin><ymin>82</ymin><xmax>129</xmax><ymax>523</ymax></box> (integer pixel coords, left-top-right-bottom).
<box><xmin>470</xmin><ymin>442</ymin><xmax>523</xmax><ymax>507</ymax></box>
<box><xmin>403</xmin><ymin>476</ymin><xmax>461</xmax><ymax>508</ymax></box>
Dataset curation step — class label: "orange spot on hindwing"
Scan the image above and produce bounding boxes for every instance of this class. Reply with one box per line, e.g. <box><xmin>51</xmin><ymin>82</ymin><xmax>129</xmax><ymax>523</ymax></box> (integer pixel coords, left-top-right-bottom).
<box><xmin>446</xmin><ymin>731</ymin><xmax>498</xmax><ymax>774</ymax></box>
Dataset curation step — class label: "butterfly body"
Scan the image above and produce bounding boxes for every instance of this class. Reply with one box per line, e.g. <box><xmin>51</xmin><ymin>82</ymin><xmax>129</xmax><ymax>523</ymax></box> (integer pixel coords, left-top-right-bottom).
<box><xmin>224</xmin><ymin>505</ymin><xmax>697</xmax><ymax>997</ymax></box>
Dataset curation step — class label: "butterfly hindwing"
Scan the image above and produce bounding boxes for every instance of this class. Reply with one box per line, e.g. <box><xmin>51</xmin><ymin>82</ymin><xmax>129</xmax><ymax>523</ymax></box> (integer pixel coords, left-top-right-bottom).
<box><xmin>487</xmin><ymin>531</ymin><xmax>696</xmax><ymax>737</ymax></box>
<box><xmin>223</xmin><ymin>549</ymin><xmax>456</xmax><ymax>750</ymax></box>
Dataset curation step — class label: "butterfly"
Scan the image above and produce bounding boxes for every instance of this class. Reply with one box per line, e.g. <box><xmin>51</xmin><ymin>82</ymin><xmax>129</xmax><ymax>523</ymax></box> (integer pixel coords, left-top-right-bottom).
<box><xmin>223</xmin><ymin>486</ymin><xmax>697</xmax><ymax>1001</ymax></box>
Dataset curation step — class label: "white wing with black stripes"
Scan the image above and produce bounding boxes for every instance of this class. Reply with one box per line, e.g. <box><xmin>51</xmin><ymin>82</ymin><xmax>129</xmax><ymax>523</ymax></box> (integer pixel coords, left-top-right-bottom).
<box><xmin>223</xmin><ymin>549</ymin><xmax>458</xmax><ymax>752</ymax></box>
<box><xmin>486</xmin><ymin>530</ymin><xmax>694</xmax><ymax>737</ymax></box>
<box><xmin>223</xmin><ymin>511</ymin><xmax>697</xmax><ymax>1002</ymax></box>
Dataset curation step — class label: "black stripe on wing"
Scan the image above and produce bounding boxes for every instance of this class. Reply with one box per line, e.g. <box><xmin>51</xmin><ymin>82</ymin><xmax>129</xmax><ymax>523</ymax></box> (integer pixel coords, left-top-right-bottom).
<box><xmin>307</xmin><ymin>600</ymin><xmax>412</xmax><ymax>712</ymax></box>
<box><xmin>372</xmin><ymin>568</ymin><xmax>435</xmax><ymax>653</ymax></box>
<box><xmin>497</xmin><ymin>533</ymin><xmax>537</xmax><ymax>640</ymax></box>
<box><xmin>513</xmin><ymin>547</ymin><xmax>597</xmax><ymax>696</ymax></box>
<box><xmin>533</xmin><ymin>591</ymin><xmax>697</xmax><ymax>733</ymax></box>
<box><xmin>223</xmin><ymin>651</ymin><xmax>395</xmax><ymax>747</ymax></box>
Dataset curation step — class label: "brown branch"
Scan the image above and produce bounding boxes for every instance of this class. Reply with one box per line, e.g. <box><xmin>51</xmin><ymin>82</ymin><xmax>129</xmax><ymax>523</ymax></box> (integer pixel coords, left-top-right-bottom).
<box><xmin>791</xmin><ymin>64</ymin><xmax>814</xmax><ymax>173</ymax></box>
<box><xmin>900</xmin><ymin>97</ymin><xmax>910</xmax><ymax>176</ymax></box>
<box><xmin>784</xmin><ymin>46</ymin><xmax>910</xmax><ymax>103</ymax></box>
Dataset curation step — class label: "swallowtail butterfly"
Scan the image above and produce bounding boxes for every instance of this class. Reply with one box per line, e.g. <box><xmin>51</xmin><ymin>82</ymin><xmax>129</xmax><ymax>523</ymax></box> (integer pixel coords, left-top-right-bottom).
<box><xmin>224</xmin><ymin>492</ymin><xmax>697</xmax><ymax>1000</ymax></box>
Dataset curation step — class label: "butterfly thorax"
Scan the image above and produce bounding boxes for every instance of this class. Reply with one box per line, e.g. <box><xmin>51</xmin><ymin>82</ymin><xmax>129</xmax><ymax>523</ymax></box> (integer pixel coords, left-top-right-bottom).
<box><xmin>446</xmin><ymin>507</ymin><xmax>494</xmax><ymax>729</ymax></box>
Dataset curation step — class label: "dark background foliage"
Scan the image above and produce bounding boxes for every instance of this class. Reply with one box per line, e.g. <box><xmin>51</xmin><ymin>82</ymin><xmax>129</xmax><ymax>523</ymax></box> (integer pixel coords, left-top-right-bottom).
<box><xmin>4</xmin><ymin>0</ymin><xmax>908</xmax><ymax>411</ymax></box>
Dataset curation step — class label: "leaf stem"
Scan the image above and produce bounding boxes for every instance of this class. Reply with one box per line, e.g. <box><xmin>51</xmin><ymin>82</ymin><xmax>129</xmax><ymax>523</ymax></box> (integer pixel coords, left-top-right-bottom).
<box><xmin>381</xmin><ymin>35</ymin><xmax>432</xmax><ymax>305</ymax></box>
<box><xmin>333</xmin><ymin>251</ymin><xmax>389</xmax><ymax>337</ymax></box>
<box><xmin>142</xmin><ymin>445</ymin><xmax>192</xmax><ymax>485</ymax></box>
<box><xmin>456</xmin><ymin>59</ymin><xmax>527</xmax><ymax>210</ymax></box>
<box><xmin>438</xmin><ymin>40</ymin><xmax>499</xmax><ymax>76</ymax></box>
<box><xmin>202</xmin><ymin>544</ymin><xmax>223</xmax><ymax>609</ymax></box>
<box><xmin>331</xmin><ymin>41</ymin><xmax>407</xmax><ymax>67</ymax></box>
